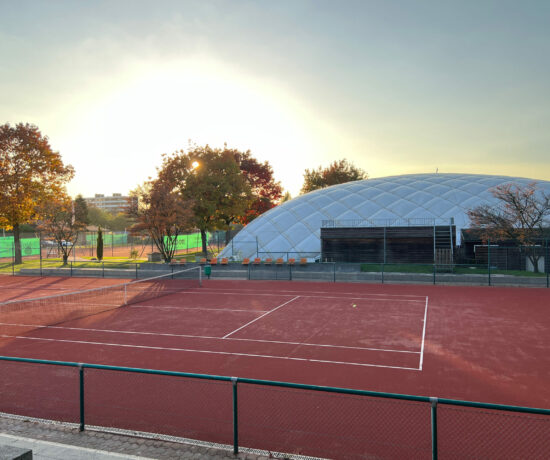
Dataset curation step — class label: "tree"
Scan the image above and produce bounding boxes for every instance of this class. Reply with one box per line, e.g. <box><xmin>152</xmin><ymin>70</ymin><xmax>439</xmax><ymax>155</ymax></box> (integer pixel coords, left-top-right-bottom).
<box><xmin>0</xmin><ymin>123</ymin><xmax>74</xmax><ymax>263</ymax></box>
<box><xmin>468</xmin><ymin>182</ymin><xmax>550</xmax><ymax>272</ymax></box>
<box><xmin>36</xmin><ymin>193</ymin><xmax>87</xmax><ymax>265</ymax></box>
<box><xmin>300</xmin><ymin>159</ymin><xmax>367</xmax><ymax>194</ymax></box>
<box><xmin>74</xmin><ymin>195</ymin><xmax>89</xmax><ymax>226</ymax></box>
<box><xmin>88</xmin><ymin>206</ymin><xmax>132</xmax><ymax>231</ymax></box>
<box><xmin>97</xmin><ymin>226</ymin><xmax>104</xmax><ymax>261</ymax></box>
<box><xmin>158</xmin><ymin>145</ymin><xmax>252</xmax><ymax>256</ymax></box>
<box><xmin>232</xmin><ymin>150</ymin><xmax>282</xmax><ymax>226</ymax></box>
<box><xmin>129</xmin><ymin>179</ymin><xmax>195</xmax><ymax>263</ymax></box>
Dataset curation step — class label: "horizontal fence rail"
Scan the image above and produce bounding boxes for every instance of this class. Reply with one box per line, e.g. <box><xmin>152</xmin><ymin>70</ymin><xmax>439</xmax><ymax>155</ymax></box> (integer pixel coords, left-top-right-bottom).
<box><xmin>321</xmin><ymin>218</ymin><xmax>455</xmax><ymax>228</ymax></box>
<box><xmin>0</xmin><ymin>356</ymin><xmax>549</xmax><ymax>459</ymax></box>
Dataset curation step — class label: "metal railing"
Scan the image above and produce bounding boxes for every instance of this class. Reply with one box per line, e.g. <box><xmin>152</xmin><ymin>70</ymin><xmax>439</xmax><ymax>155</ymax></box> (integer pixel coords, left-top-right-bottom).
<box><xmin>321</xmin><ymin>218</ymin><xmax>454</xmax><ymax>228</ymax></box>
<box><xmin>0</xmin><ymin>356</ymin><xmax>549</xmax><ymax>459</ymax></box>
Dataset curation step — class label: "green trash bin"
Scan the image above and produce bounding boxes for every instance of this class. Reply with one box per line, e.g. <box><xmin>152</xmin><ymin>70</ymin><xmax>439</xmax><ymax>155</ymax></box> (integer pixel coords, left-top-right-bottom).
<box><xmin>204</xmin><ymin>264</ymin><xmax>212</xmax><ymax>279</ymax></box>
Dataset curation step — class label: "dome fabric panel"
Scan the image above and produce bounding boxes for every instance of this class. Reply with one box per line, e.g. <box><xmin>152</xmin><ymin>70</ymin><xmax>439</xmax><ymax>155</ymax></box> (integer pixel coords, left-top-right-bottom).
<box><xmin>220</xmin><ymin>173</ymin><xmax>550</xmax><ymax>259</ymax></box>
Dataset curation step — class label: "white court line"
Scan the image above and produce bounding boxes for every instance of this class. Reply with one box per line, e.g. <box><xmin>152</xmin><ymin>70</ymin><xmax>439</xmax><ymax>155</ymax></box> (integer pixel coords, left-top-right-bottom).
<box><xmin>0</xmin><ymin>334</ymin><xmax>420</xmax><ymax>371</ymax></box>
<box><xmin>222</xmin><ymin>296</ymin><xmax>301</xmax><ymax>339</ymax></box>
<box><xmin>418</xmin><ymin>296</ymin><xmax>429</xmax><ymax>371</ymax></box>
<box><xmin>177</xmin><ymin>290</ymin><xmax>425</xmax><ymax>302</ymax></box>
<box><xmin>194</xmin><ymin>286</ymin><xmax>426</xmax><ymax>298</ymax></box>
<box><xmin>191</xmin><ymin>287</ymin><xmax>426</xmax><ymax>298</ymax></box>
<box><xmin>0</xmin><ymin>322</ymin><xmax>419</xmax><ymax>354</ymax></box>
<box><xmin>129</xmin><ymin>305</ymin><xmax>258</xmax><ymax>313</ymax></box>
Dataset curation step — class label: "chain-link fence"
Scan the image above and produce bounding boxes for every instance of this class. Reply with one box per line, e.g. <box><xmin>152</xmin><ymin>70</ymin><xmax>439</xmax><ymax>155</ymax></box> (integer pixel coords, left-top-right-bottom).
<box><xmin>0</xmin><ymin>357</ymin><xmax>548</xmax><ymax>459</ymax></box>
<box><xmin>0</xmin><ymin>230</ymin><xmax>228</xmax><ymax>269</ymax></box>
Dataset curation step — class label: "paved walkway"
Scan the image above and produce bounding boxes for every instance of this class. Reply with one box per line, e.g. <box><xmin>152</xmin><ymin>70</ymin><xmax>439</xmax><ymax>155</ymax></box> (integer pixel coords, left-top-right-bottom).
<box><xmin>0</xmin><ymin>415</ymin><xmax>272</xmax><ymax>460</ymax></box>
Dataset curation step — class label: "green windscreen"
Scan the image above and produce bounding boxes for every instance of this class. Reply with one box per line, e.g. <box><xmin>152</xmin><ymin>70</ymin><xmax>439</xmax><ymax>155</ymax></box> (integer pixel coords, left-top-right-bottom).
<box><xmin>164</xmin><ymin>232</ymin><xmax>208</xmax><ymax>250</ymax></box>
<box><xmin>0</xmin><ymin>237</ymin><xmax>40</xmax><ymax>258</ymax></box>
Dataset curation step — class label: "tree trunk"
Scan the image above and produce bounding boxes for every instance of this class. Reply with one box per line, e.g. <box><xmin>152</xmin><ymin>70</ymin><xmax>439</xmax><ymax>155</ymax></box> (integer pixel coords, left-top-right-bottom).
<box><xmin>528</xmin><ymin>253</ymin><xmax>540</xmax><ymax>273</ymax></box>
<box><xmin>62</xmin><ymin>252</ymin><xmax>69</xmax><ymax>265</ymax></box>
<box><xmin>13</xmin><ymin>223</ymin><xmax>22</xmax><ymax>264</ymax></box>
<box><xmin>201</xmin><ymin>229</ymin><xmax>208</xmax><ymax>256</ymax></box>
<box><xmin>225</xmin><ymin>228</ymin><xmax>232</xmax><ymax>246</ymax></box>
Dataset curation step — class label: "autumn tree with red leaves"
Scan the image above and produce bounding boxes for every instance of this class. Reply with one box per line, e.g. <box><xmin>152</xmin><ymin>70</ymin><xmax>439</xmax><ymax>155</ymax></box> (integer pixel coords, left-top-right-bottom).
<box><xmin>232</xmin><ymin>150</ymin><xmax>283</xmax><ymax>226</ymax></box>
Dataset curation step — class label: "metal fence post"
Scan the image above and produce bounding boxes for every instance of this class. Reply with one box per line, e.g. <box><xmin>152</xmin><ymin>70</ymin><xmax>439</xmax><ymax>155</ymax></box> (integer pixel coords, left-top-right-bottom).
<box><xmin>333</xmin><ymin>262</ymin><xmax>336</xmax><ymax>283</ymax></box>
<box><xmin>79</xmin><ymin>364</ymin><xmax>85</xmax><ymax>431</ymax></box>
<box><xmin>381</xmin><ymin>263</ymin><xmax>384</xmax><ymax>284</ymax></box>
<box><xmin>135</xmin><ymin>263</ymin><xmax>138</xmax><ymax>279</ymax></box>
<box><xmin>12</xmin><ymin>243</ymin><xmax>15</xmax><ymax>276</ymax></box>
<box><xmin>232</xmin><ymin>377</ymin><xmax>239</xmax><ymax>455</ymax></box>
<box><xmin>546</xmin><ymin>239</ymin><xmax>549</xmax><ymax>289</ymax></box>
<box><xmin>488</xmin><ymin>239</ymin><xmax>491</xmax><ymax>286</ymax></box>
<box><xmin>39</xmin><ymin>235</ymin><xmax>43</xmax><ymax>277</ymax></box>
<box><xmin>102</xmin><ymin>262</ymin><xmax>105</xmax><ymax>278</ymax></box>
<box><xmin>70</xmin><ymin>261</ymin><xmax>73</xmax><ymax>277</ymax></box>
<box><xmin>433</xmin><ymin>264</ymin><xmax>436</xmax><ymax>285</ymax></box>
<box><xmin>430</xmin><ymin>397</ymin><xmax>438</xmax><ymax>460</ymax></box>
<box><xmin>289</xmin><ymin>262</ymin><xmax>292</xmax><ymax>281</ymax></box>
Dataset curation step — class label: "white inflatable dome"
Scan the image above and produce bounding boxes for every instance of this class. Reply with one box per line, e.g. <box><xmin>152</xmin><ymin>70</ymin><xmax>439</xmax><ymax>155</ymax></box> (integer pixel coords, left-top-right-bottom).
<box><xmin>220</xmin><ymin>173</ymin><xmax>550</xmax><ymax>259</ymax></box>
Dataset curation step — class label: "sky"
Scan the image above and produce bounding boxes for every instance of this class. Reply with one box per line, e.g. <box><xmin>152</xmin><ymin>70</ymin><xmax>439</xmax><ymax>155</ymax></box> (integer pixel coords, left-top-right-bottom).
<box><xmin>1</xmin><ymin>0</ymin><xmax>550</xmax><ymax>198</ymax></box>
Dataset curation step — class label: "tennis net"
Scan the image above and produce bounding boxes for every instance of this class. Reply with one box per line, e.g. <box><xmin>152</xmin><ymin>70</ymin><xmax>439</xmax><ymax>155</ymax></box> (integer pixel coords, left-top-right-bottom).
<box><xmin>0</xmin><ymin>266</ymin><xmax>202</xmax><ymax>336</ymax></box>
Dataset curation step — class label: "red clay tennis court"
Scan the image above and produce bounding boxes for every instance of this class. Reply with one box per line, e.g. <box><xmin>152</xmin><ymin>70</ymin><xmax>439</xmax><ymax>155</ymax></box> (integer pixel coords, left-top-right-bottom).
<box><xmin>1</xmin><ymin>274</ymin><xmax>549</xmax><ymax>458</ymax></box>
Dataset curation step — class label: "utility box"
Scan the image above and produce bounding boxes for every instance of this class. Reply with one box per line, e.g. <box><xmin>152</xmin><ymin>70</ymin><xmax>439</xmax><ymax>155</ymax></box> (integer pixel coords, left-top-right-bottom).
<box><xmin>147</xmin><ymin>252</ymin><xmax>162</xmax><ymax>262</ymax></box>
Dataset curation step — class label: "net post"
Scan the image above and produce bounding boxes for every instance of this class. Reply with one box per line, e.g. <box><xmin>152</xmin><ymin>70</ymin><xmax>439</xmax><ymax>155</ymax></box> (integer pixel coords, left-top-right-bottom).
<box><xmin>231</xmin><ymin>377</ymin><xmax>239</xmax><ymax>455</ymax></box>
<box><xmin>199</xmin><ymin>266</ymin><xmax>202</xmax><ymax>287</ymax></box>
<box><xmin>79</xmin><ymin>364</ymin><xmax>85</xmax><ymax>432</ymax></box>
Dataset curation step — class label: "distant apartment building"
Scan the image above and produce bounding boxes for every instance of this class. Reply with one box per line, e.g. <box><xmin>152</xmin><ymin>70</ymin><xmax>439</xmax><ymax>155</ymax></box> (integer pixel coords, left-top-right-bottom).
<box><xmin>84</xmin><ymin>193</ymin><xmax>136</xmax><ymax>214</ymax></box>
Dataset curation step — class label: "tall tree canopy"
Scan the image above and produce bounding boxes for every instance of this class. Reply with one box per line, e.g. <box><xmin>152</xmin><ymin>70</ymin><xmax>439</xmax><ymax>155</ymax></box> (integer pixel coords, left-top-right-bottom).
<box><xmin>468</xmin><ymin>182</ymin><xmax>550</xmax><ymax>272</ymax></box>
<box><xmin>300</xmin><ymin>159</ymin><xmax>367</xmax><ymax>194</ymax></box>
<box><xmin>0</xmin><ymin>123</ymin><xmax>74</xmax><ymax>263</ymax></box>
<box><xmin>158</xmin><ymin>145</ymin><xmax>252</xmax><ymax>255</ymax></box>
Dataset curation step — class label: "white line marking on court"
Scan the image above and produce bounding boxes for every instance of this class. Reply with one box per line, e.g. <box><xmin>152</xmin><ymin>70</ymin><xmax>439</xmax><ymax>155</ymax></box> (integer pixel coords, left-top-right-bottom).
<box><xmin>179</xmin><ymin>290</ymin><xmax>425</xmax><ymax>302</ymax></box>
<box><xmin>0</xmin><ymin>334</ymin><xmax>420</xmax><ymax>370</ymax></box>
<box><xmin>192</xmin><ymin>287</ymin><xmax>426</xmax><ymax>299</ymax></box>
<box><xmin>129</xmin><ymin>305</ymin><xmax>259</xmax><ymax>313</ymax></box>
<box><xmin>0</xmin><ymin>322</ymin><xmax>420</xmax><ymax>354</ymax></box>
<box><xmin>222</xmin><ymin>296</ymin><xmax>301</xmax><ymax>339</ymax></box>
<box><xmin>419</xmin><ymin>296</ymin><xmax>429</xmax><ymax>371</ymax></box>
